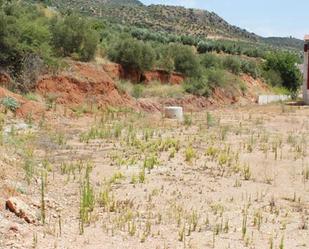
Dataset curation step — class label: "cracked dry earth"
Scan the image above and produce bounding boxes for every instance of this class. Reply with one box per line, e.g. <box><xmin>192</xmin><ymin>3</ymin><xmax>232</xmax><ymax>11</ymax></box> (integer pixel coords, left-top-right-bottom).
<box><xmin>1</xmin><ymin>103</ymin><xmax>309</xmax><ymax>249</ymax></box>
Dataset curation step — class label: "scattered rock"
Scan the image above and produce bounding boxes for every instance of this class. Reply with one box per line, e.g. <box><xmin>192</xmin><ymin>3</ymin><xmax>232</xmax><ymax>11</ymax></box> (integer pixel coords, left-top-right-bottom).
<box><xmin>5</xmin><ymin>197</ymin><xmax>38</xmax><ymax>224</ymax></box>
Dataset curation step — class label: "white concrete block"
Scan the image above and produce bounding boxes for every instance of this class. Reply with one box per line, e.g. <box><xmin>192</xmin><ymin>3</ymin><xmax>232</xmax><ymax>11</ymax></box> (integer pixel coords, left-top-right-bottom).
<box><xmin>164</xmin><ymin>106</ymin><xmax>184</xmax><ymax>121</ymax></box>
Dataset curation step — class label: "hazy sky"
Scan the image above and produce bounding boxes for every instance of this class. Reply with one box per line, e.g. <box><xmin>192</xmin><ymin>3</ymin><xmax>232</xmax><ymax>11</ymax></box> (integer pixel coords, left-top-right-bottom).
<box><xmin>141</xmin><ymin>0</ymin><xmax>308</xmax><ymax>39</ymax></box>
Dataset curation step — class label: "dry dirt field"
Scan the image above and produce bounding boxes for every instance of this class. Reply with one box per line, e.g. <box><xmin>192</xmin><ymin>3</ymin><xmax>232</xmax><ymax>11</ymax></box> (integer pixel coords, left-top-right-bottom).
<box><xmin>1</xmin><ymin>103</ymin><xmax>309</xmax><ymax>249</ymax></box>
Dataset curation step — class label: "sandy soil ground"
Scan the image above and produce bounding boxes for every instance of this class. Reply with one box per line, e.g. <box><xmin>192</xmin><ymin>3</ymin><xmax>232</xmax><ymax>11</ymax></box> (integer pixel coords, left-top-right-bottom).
<box><xmin>1</xmin><ymin>103</ymin><xmax>309</xmax><ymax>249</ymax></box>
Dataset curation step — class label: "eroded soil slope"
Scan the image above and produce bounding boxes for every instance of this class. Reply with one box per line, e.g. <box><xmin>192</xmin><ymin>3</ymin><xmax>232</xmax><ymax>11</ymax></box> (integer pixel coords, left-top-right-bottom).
<box><xmin>36</xmin><ymin>62</ymin><xmax>136</xmax><ymax>109</ymax></box>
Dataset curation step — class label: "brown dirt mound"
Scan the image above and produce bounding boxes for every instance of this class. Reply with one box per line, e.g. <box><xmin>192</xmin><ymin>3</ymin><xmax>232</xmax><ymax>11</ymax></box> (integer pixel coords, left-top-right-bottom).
<box><xmin>36</xmin><ymin>62</ymin><xmax>136</xmax><ymax>109</ymax></box>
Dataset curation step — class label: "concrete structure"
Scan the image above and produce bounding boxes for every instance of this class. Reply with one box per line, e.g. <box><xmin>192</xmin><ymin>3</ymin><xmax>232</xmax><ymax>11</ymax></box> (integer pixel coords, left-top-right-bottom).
<box><xmin>258</xmin><ymin>95</ymin><xmax>290</xmax><ymax>105</ymax></box>
<box><xmin>164</xmin><ymin>106</ymin><xmax>183</xmax><ymax>121</ymax></box>
<box><xmin>303</xmin><ymin>35</ymin><xmax>309</xmax><ymax>104</ymax></box>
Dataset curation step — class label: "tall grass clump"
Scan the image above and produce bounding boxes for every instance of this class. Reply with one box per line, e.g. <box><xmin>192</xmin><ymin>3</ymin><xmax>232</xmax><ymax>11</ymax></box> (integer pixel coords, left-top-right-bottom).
<box><xmin>79</xmin><ymin>164</ymin><xmax>95</xmax><ymax>234</ymax></box>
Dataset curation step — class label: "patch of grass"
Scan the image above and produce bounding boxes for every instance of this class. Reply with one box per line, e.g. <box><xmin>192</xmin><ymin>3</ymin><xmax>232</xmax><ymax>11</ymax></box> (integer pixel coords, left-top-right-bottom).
<box><xmin>185</xmin><ymin>145</ymin><xmax>196</xmax><ymax>163</ymax></box>
<box><xmin>79</xmin><ymin>164</ymin><xmax>95</xmax><ymax>235</ymax></box>
<box><xmin>24</xmin><ymin>93</ymin><xmax>39</xmax><ymax>102</ymax></box>
<box><xmin>184</xmin><ymin>114</ymin><xmax>192</xmax><ymax>126</ymax></box>
<box><xmin>270</xmin><ymin>86</ymin><xmax>290</xmax><ymax>95</ymax></box>
<box><xmin>116</xmin><ymin>80</ymin><xmax>185</xmax><ymax>98</ymax></box>
<box><xmin>1</xmin><ymin>96</ymin><xmax>20</xmax><ymax>113</ymax></box>
<box><xmin>132</xmin><ymin>84</ymin><xmax>144</xmax><ymax>99</ymax></box>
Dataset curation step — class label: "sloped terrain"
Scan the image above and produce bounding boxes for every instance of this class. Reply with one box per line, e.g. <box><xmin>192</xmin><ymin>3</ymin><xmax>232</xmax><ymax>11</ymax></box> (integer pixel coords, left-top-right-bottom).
<box><xmin>38</xmin><ymin>0</ymin><xmax>258</xmax><ymax>41</ymax></box>
<box><xmin>36</xmin><ymin>62</ymin><xmax>136</xmax><ymax>108</ymax></box>
<box><xmin>34</xmin><ymin>60</ymin><xmax>270</xmax><ymax>112</ymax></box>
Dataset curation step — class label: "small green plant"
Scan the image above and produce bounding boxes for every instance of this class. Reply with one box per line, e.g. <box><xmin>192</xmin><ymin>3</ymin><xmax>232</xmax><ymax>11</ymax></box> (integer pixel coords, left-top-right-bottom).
<box><xmin>168</xmin><ymin>148</ymin><xmax>176</xmax><ymax>160</ymax></box>
<box><xmin>223</xmin><ymin>219</ymin><xmax>229</xmax><ymax>233</ymax></box>
<box><xmin>1</xmin><ymin>96</ymin><xmax>20</xmax><ymax>113</ymax></box>
<box><xmin>45</xmin><ymin>93</ymin><xmax>59</xmax><ymax>110</ymax></box>
<box><xmin>24</xmin><ymin>93</ymin><xmax>38</xmax><ymax>101</ymax></box>
<box><xmin>269</xmin><ymin>236</ymin><xmax>274</xmax><ymax>249</ymax></box>
<box><xmin>23</xmin><ymin>147</ymin><xmax>35</xmax><ymax>185</ymax></box>
<box><xmin>239</xmin><ymin>81</ymin><xmax>247</xmax><ymax>94</ymax></box>
<box><xmin>279</xmin><ymin>235</ymin><xmax>284</xmax><ymax>249</ymax></box>
<box><xmin>32</xmin><ymin>232</ymin><xmax>38</xmax><ymax>248</ymax></box>
<box><xmin>143</xmin><ymin>155</ymin><xmax>159</xmax><ymax>172</ymax></box>
<box><xmin>243</xmin><ymin>164</ymin><xmax>252</xmax><ymax>180</ymax></box>
<box><xmin>303</xmin><ymin>166</ymin><xmax>309</xmax><ymax>181</ymax></box>
<box><xmin>219</xmin><ymin>126</ymin><xmax>229</xmax><ymax>140</ymax></box>
<box><xmin>41</xmin><ymin>171</ymin><xmax>46</xmax><ymax>225</ymax></box>
<box><xmin>139</xmin><ymin>168</ymin><xmax>146</xmax><ymax>183</ymax></box>
<box><xmin>178</xmin><ymin>224</ymin><xmax>185</xmax><ymax>242</ymax></box>
<box><xmin>79</xmin><ymin>165</ymin><xmax>95</xmax><ymax>235</ymax></box>
<box><xmin>242</xmin><ymin>209</ymin><xmax>248</xmax><ymax>239</ymax></box>
<box><xmin>184</xmin><ymin>114</ymin><xmax>192</xmax><ymax>126</ymax></box>
<box><xmin>253</xmin><ymin>210</ymin><xmax>262</xmax><ymax>230</ymax></box>
<box><xmin>130</xmin><ymin>174</ymin><xmax>138</xmax><ymax>184</ymax></box>
<box><xmin>109</xmin><ymin>172</ymin><xmax>125</xmax><ymax>184</ymax></box>
<box><xmin>132</xmin><ymin>84</ymin><xmax>144</xmax><ymax>99</ymax></box>
<box><xmin>0</xmin><ymin>114</ymin><xmax>4</xmax><ymax>145</ymax></box>
<box><xmin>190</xmin><ymin>210</ymin><xmax>198</xmax><ymax>232</ymax></box>
<box><xmin>185</xmin><ymin>145</ymin><xmax>196</xmax><ymax>163</ymax></box>
<box><xmin>128</xmin><ymin>221</ymin><xmax>137</xmax><ymax>236</ymax></box>
<box><xmin>206</xmin><ymin>112</ymin><xmax>215</xmax><ymax>128</ymax></box>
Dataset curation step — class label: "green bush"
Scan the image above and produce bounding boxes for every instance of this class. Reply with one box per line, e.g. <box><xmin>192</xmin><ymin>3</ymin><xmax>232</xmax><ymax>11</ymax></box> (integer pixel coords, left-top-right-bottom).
<box><xmin>108</xmin><ymin>38</ymin><xmax>155</xmax><ymax>73</ymax></box>
<box><xmin>1</xmin><ymin>96</ymin><xmax>20</xmax><ymax>112</ymax></box>
<box><xmin>262</xmin><ymin>69</ymin><xmax>283</xmax><ymax>87</ymax></box>
<box><xmin>241</xmin><ymin>60</ymin><xmax>260</xmax><ymax>79</ymax></box>
<box><xmin>155</xmin><ymin>45</ymin><xmax>175</xmax><ymax>73</ymax></box>
<box><xmin>183</xmin><ymin>74</ymin><xmax>211</xmax><ymax>97</ymax></box>
<box><xmin>223</xmin><ymin>56</ymin><xmax>242</xmax><ymax>75</ymax></box>
<box><xmin>50</xmin><ymin>13</ymin><xmax>99</xmax><ymax>61</ymax></box>
<box><xmin>197</xmin><ymin>41</ymin><xmax>212</xmax><ymax>53</ymax></box>
<box><xmin>169</xmin><ymin>44</ymin><xmax>201</xmax><ymax>77</ymax></box>
<box><xmin>0</xmin><ymin>2</ymin><xmax>54</xmax><ymax>83</ymax></box>
<box><xmin>206</xmin><ymin>68</ymin><xmax>227</xmax><ymax>88</ymax></box>
<box><xmin>263</xmin><ymin>52</ymin><xmax>302</xmax><ymax>93</ymax></box>
<box><xmin>200</xmin><ymin>53</ymin><xmax>222</xmax><ymax>69</ymax></box>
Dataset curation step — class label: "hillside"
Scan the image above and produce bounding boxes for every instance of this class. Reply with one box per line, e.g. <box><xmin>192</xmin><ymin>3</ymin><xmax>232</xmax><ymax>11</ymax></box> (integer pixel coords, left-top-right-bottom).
<box><xmin>39</xmin><ymin>0</ymin><xmax>304</xmax><ymax>50</ymax></box>
<box><xmin>261</xmin><ymin>36</ymin><xmax>304</xmax><ymax>50</ymax></box>
<box><xmin>41</xmin><ymin>0</ymin><xmax>258</xmax><ymax>41</ymax></box>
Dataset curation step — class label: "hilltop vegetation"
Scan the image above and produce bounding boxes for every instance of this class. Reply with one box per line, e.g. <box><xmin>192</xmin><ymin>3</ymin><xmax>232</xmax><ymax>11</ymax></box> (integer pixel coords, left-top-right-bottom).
<box><xmin>39</xmin><ymin>0</ymin><xmax>258</xmax><ymax>41</ymax></box>
<box><xmin>34</xmin><ymin>0</ymin><xmax>304</xmax><ymax>52</ymax></box>
<box><xmin>262</xmin><ymin>36</ymin><xmax>304</xmax><ymax>50</ymax></box>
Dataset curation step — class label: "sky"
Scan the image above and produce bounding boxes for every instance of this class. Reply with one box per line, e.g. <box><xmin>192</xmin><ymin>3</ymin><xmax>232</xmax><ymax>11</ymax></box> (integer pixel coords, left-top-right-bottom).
<box><xmin>141</xmin><ymin>0</ymin><xmax>308</xmax><ymax>39</ymax></box>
